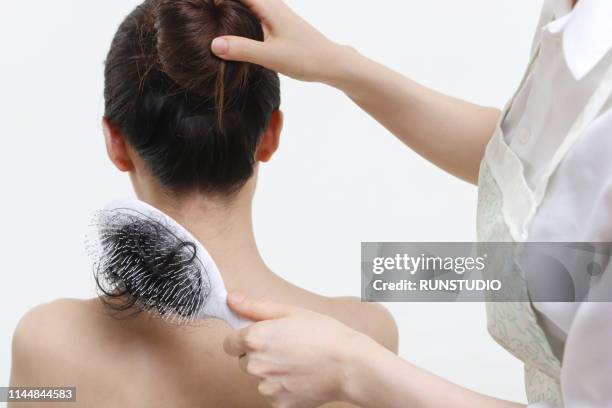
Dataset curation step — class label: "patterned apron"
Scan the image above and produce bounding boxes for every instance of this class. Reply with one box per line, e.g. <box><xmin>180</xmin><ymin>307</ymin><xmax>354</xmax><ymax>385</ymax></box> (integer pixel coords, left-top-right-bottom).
<box><xmin>477</xmin><ymin>46</ymin><xmax>612</xmax><ymax>405</ymax></box>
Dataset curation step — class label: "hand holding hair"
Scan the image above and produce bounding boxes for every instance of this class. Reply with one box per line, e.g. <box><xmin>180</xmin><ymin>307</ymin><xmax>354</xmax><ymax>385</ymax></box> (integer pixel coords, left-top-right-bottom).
<box><xmin>211</xmin><ymin>0</ymin><xmax>350</xmax><ymax>84</ymax></box>
<box><xmin>211</xmin><ymin>0</ymin><xmax>500</xmax><ymax>185</ymax></box>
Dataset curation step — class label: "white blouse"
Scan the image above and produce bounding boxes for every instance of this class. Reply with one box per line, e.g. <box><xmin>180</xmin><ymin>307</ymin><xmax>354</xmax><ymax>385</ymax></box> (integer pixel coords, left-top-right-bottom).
<box><xmin>500</xmin><ymin>0</ymin><xmax>612</xmax><ymax>406</ymax></box>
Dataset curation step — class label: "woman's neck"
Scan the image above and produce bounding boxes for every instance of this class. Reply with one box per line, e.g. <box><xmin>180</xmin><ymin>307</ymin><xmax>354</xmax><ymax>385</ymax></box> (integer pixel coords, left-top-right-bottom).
<box><xmin>140</xmin><ymin>188</ymin><xmax>272</xmax><ymax>292</ymax></box>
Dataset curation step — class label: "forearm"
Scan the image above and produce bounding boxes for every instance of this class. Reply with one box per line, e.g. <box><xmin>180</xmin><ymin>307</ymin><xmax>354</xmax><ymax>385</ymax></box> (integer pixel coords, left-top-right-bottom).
<box><xmin>325</xmin><ymin>46</ymin><xmax>500</xmax><ymax>184</ymax></box>
<box><xmin>342</xmin><ymin>334</ymin><xmax>524</xmax><ymax>408</ymax></box>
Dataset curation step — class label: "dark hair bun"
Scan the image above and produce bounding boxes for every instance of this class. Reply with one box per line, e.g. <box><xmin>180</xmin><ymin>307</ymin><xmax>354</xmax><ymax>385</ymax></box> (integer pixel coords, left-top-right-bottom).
<box><xmin>104</xmin><ymin>0</ymin><xmax>280</xmax><ymax>195</ymax></box>
<box><xmin>155</xmin><ymin>0</ymin><xmax>264</xmax><ymax>98</ymax></box>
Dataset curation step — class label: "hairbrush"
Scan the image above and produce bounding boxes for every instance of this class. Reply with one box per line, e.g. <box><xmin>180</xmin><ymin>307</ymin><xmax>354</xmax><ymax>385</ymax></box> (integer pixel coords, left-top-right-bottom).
<box><xmin>86</xmin><ymin>198</ymin><xmax>250</xmax><ymax>329</ymax></box>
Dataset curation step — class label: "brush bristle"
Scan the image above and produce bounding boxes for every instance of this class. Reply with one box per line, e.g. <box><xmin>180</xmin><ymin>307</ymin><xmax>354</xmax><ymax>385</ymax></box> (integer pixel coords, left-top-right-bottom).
<box><xmin>86</xmin><ymin>208</ymin><xmax>210</xmax><ymax>325</ymax></box>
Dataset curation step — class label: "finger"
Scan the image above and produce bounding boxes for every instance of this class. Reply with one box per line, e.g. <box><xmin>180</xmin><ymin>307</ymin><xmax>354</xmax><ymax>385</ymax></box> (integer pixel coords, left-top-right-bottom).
<box><xmin>223</xmin><ymin>328</ymin><xmax>248</xmax><ymax>357</ymax></box>
<box><xmin>227</xmin><ymin>293</ymin><xmax>296</xmax><ymax>322</ymax></box>
<box><xmin>211</xmin><ymin>36</ymin><xmax>273</xmax><ymax>66</ymax></box>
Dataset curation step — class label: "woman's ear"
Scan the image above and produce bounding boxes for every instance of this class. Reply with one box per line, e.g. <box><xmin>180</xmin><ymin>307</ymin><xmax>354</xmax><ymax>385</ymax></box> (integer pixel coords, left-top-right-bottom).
<box><xmin>256</xmin><ymin>110</ymin><xmax>284</xmax><ymax>163</ymax></box>
<box><xmin>102</xmin><ymin>118</ymin><xmax>134</xmax><ymax>172</ymax></box>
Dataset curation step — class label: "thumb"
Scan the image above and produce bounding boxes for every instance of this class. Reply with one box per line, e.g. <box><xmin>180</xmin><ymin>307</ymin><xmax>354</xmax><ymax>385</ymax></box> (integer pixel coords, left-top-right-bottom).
<box><xmin>227</xmin><ymin>292</ymin><xmax>294</xmax><ymax>322</ymax></box>
<box><xmin>211</xmin><ymin>36</ymin><xmax>270</xmax><ymax>66</ymax></box>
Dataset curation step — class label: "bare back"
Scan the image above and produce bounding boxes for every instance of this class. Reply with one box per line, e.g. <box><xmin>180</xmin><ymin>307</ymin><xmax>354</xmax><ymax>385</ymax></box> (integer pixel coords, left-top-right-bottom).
<box><xmin>10</xmin><ymin>280</ymin><xmax>397</xmax><ymax>408</ymax></box>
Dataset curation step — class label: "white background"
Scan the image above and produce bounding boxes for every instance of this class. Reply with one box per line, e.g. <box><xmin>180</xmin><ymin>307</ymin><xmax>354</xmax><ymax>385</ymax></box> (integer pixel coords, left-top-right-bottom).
<box><xmin>0</xmin><ymin>0</ymin><xmax>543</xmax><ymax>403</ymax></box>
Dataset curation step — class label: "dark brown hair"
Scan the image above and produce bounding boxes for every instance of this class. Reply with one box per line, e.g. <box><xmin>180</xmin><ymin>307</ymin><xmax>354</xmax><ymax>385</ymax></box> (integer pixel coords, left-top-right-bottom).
<box><xmin>104</xmin><ymin>0</ymin><xmax>280</xmax><ymax>194</ymax></box>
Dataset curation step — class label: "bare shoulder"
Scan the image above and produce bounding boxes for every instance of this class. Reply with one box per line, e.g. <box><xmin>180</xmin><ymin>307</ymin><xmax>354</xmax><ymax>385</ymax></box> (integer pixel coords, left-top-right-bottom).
<box><xmin>13</xmin><ymin>298</ymin><xmax>95</xmax><ymax>349</ymax></box>
<box><xmin>10</xmin><ymin>299</ymin><xmax>98</xmax><ymax>386</ymax></box>
<box><xmin>327</xmin><ymin>297</ymin><xmax>399</xmax><ymax>353</ymax></box>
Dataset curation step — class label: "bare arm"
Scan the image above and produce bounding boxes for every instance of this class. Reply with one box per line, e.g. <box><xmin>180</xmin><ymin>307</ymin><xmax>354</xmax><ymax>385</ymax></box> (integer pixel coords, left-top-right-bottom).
<box><xmin>212</xmin><ymin>0</ymin><xmax>500</xmax><ymax>184</ymax></box>
<box><xmin>329</xmin><ymin>48</ymin><xmax>500</xmax><ymax>184</ymax></box>
<box><xmin>347</xmin><ymin>336</ymin><xmax>523</xmax><ymax>408</ymax></box>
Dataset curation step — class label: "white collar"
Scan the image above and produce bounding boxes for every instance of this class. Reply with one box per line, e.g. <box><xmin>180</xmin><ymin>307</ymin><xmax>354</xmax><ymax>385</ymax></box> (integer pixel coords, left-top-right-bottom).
<box><xmin>544</xmin><ymin>0</ymin><xmax>612</xmax><ymax>80</ymax></box>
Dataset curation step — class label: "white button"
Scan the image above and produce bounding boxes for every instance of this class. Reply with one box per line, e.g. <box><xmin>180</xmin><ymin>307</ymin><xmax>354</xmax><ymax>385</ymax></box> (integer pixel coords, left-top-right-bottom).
<box><xmin>518</xmin><ymin>128</ymin><xmax>531</xmax><ymax>145</ymax></box>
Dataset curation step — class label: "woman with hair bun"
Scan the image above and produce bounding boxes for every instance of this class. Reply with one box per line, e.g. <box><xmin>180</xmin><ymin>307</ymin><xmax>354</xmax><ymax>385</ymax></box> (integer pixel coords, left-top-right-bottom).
<box><xmin>7</xmin><ymin>1</ymin><xmax>398</xmax><ymax>407</ymax></box>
